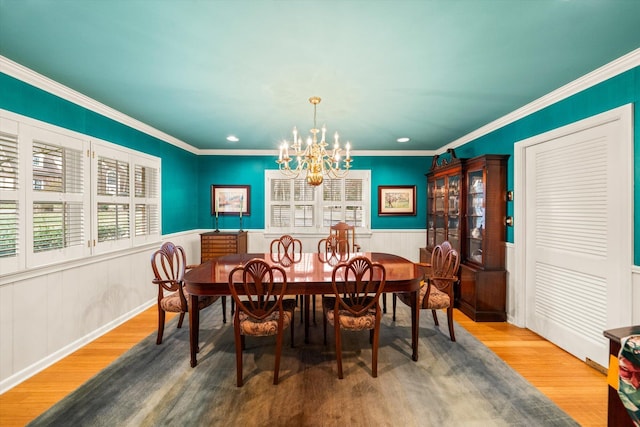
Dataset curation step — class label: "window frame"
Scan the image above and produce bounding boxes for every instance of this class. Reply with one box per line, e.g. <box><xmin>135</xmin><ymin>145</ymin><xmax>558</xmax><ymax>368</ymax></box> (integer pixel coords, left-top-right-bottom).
<box><xmin>264</xmin><ymin>169</ymin><xmax>370</xmax><ymax>235</ymax></box>
<box><xmin>0</xmin><ymin>109</ymin><xmax>161</xmax><ymax>275</ymax></box>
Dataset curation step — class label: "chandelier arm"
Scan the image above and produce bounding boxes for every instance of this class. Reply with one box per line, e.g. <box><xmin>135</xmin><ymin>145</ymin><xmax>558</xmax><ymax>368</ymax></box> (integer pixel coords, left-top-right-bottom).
<box><xmin>275</xmin><ymin>96</ymin><xmax>353</xmax><ymax>186</ymax></box>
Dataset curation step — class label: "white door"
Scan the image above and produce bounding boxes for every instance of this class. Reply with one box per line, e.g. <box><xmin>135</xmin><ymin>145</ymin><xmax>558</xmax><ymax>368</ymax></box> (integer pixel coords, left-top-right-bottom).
<box><xmin>518</xmin><ymin>105</ymin><xmax>633</xmax><ymax>368</ymax></box>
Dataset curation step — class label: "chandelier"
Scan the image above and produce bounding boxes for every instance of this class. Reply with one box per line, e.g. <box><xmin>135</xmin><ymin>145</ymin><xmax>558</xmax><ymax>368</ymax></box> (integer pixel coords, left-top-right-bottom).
<box><xmin>276</xmin><ymin>96</ymin><xmax>352</xmax><ymax>186</ymax></box>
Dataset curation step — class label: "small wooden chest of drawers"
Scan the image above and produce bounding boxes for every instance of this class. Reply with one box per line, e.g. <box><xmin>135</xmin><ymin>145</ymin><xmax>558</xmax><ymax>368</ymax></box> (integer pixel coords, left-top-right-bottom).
<box><xmin>200</xmin><ymin>231</ymin><xmax>248</xmax><ymax>262</ymax></box>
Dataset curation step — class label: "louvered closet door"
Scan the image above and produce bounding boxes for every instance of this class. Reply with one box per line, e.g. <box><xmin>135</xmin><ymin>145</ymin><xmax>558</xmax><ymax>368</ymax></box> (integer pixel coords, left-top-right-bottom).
<box><xmin>524</xmin><ymin>117</ymin><xmax>628</xmax><ymax>369</ymax></box>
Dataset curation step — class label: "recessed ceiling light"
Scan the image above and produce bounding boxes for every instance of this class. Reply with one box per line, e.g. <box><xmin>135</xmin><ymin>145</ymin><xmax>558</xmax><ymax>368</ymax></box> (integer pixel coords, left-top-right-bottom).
<box><xmin>397</xmin><ymin>137</ymin><xmax>410</xmax><ymax>143</ymax></box>
<box><xmin>226</xmin><ymin>135</ymin><xmax>239</xmax><ymax>142</ymax></box>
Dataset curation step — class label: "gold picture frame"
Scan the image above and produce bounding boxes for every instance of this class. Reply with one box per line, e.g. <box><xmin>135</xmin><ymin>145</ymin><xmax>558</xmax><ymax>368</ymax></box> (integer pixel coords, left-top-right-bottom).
<box><xmin>378</xmin><ymin>185</ymin><xmax>416</xmax><ymax>216</ymax></box>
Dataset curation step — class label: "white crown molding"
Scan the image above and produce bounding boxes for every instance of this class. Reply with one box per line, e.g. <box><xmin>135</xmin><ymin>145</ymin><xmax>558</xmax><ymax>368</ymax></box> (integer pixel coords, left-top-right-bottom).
<box><xmin>0</xmin><ymin>55</ymin><xmax>200</xmax><ymax>155</ymax></box>
<box><xmin>2</xmin><ymin>48</ymin><xmax>638</xmax><ymax>158</ymax></box>
<box><xmin>437</xmin><ymin>47</ymin><xmax>640</xmax><ymax>155</ymax></box>
<box><xmin>198</xmin><ymin>148</ymin><xmax>435</xmax><ymax>156</ymax></box>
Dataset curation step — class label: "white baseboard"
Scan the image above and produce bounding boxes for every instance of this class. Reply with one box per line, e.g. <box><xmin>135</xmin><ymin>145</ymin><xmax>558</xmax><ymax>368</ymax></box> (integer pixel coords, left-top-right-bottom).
<box><xmin>0</xmin><ymin>299</ymin><xmax>154</xmax><ymax>394</ymax></box>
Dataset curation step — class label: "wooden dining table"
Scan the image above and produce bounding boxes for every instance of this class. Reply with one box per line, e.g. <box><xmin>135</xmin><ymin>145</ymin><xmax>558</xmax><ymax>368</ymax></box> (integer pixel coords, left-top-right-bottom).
<box><xmin>183</xmin><ymin>251</ymin><xmax>422</xmax><ymax>367</ymax></box>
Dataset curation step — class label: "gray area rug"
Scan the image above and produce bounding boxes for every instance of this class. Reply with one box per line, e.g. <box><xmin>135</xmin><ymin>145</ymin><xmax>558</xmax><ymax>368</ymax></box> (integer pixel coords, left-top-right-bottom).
<box><xmin>29</xmin><ymin>300</ymin><xmax>578</xmax><ymax>427</ymax></box>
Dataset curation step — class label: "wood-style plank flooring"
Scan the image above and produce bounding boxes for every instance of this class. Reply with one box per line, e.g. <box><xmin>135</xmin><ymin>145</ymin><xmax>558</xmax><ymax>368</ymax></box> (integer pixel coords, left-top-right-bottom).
<box><xmin>0</xmin><ymin>307</ymin><xmax>608</xmax><ymax>426</ymax></box>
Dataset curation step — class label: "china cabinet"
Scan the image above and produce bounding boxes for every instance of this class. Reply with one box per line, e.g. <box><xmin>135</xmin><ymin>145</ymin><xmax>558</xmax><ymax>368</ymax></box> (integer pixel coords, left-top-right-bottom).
<box><xmin>424</xmin><ymin>152</ymin><xmax>464</xmax><ymax>258</ymax></box>
<box><xmin>458</xmin><ymin>154</ymin><xmax>508</xmax><ymax>321</ymax></box>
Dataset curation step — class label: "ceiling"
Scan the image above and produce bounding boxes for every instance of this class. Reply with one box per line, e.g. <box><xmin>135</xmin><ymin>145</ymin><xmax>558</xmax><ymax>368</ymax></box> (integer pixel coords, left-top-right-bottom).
<box><xmin>1</xmin><ymin>1</ymin><xmax>639</xmax><ymax>153</ymax></box>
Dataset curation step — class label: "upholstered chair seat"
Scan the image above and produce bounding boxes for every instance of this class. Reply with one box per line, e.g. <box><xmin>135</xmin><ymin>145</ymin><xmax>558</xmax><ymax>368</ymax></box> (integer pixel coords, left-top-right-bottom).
<box><xmin>322</xmin><ymin>297</ymin><xmax>377</xmax><ymax>330</ymax></box>
<box><xmin>322</xmin><ymin>256</ymin><xmax>386</xmax><ymax>379</ymax></box>
<box><xmin>393</xmin><ymin>241</ymin><xmax>460</xmax><ymax>342</ymax></box>
<box><xmin>396</xmin><ymin>281</ymin><xmax>450</xmax><ymax>310</ymax></box>
<box><xmin>237</xmin><ymin>299</ymin><xmax>296</xmax><ymax>336</ymax></box>
<box><xmin>151</xmin><ymin>242</ymin><xmax>220</xmax><ymax>345</ymax></box>
<box><xmin>159</xmin><ymin>290</ymin><xmax>218</xmax><ymax>313</ymax></box>
<box><xmin>228</xmin><ymin>258</ymin><xmax>296</xmax><ymax>386</ymax></box>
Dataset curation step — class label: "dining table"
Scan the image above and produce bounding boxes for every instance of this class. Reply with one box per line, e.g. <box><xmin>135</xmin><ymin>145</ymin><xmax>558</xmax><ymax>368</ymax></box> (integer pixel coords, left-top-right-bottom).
<box><xmin>183</xmin><ymin>251</ymin><xmax>422</xmax><ymax>367</ymax></box>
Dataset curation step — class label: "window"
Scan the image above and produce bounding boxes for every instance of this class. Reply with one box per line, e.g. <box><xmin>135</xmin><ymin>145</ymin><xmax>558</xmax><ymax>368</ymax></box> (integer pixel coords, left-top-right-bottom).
<box><xmin>92</xmin><ymin>141</ymin><xmax>160</xmax><ymax>254</ymax></box>
<box><xmin>133</xmin><ymin>162</ymin><xmax>159</xmax><ymax>243</ymax></box>
<box><xmin>265</xmin><ymin>170</ymin><xmax>370</xmax><ymax>234</ymax></box>
<box><xmin>0</xmin><ymin>118</ymin><xmax>20</xmax><ymax>273</ymax></box>
<box><xmin>27</xmin><ymin>127</ymin><xmax>90</xmax><ymax>267</ymax></box>
<box><xmin>0</xmin><ymin>110</ymin><xmax>161</xmax><ymax>274</ymax></box>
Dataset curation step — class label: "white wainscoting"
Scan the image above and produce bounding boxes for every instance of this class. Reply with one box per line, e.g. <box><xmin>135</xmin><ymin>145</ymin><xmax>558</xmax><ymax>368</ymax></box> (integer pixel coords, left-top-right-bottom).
<box><xmin>0</xmin><ymin>229</ymin><xmax>426</xmax><ymax>393</ymax></box>
<box><xmin>0</xmin><ymin>231</ymin><xmax>202</xmax><ymax>394</ymax></box>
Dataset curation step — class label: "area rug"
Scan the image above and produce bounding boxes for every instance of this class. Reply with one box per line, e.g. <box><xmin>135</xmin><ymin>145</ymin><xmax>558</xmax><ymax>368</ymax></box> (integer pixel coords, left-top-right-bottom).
<box><xmin>28</xmin><ymin>301</ymin><xmax>578</xmax><ymax>426</ymax></box>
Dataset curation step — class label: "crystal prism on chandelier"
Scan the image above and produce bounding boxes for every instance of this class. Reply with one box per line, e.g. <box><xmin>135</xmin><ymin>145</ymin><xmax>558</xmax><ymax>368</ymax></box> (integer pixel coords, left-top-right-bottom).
<box><xmin>276</xmin><ymin>96</ymin><xmax>352</xmax><ymax>186</ymax></box>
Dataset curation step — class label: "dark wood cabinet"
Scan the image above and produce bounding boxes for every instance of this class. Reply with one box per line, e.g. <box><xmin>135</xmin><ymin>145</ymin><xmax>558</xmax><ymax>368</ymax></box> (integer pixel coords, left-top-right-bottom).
<box><xmin>458</xmin><ymin>155</ymin><xmax>508</xmax><ymax>321</ymax></box>
<box><xmin>200</xmin><ymin>231</ymin><xmax>247</xmax><ymax>262</ymax></box>
<box><xmin>422</xmin><ymin>152</ymin><xmax>508</xmax><ymax>321</ymax></box>
<box><xmin>426</xmin><ymin>155</ymin><xmax>464</xmax><ymax>255</ymax></box>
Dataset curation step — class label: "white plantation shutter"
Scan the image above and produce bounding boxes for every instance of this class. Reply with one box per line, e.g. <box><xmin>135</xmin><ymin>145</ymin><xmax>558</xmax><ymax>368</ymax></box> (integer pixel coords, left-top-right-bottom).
<box><xmin>93</xmin><ymin>141</ymin><xmax>160</xmax><ymax>253</ymax></box>
<box><xmin>322</xmin><ymin>177</ymin><xmax>366</xmax><ymax>227</ymax></box>
<box><xmin>1</xmin><ymin>110</ymin><xmax>161</xmax><ymax>272</ymax></box>
<box><xmin>265</xmin><ymin>170</ymin><xmax>369</xmax><ymax>233</ymax></box>
<box><xmin>133</xmin><ymin>162</ymin><xmax>160</xmax><ymax>242</ymax></box>
<box><xmin>0</xmin><ymin>119</ymin><xmax>21</xmax><ymax>272</ymax></box>
<box><xmin>294</xmin><ymin>179</ymin><xmax>315</xmax><ymax>227</ymax></box>
<box><xmin>93</xmin><ymin>144</ymin><xmax>133</xmax><ymax>253</ymax></box>
<box><xmin>27</xmin><ymin>126</ymin><xmax>90</xmax><ymax>267</ymax></box>
<box><xmin>0</xmin><ymin>201</ymin><xmax>18</xmax><ymax>257</ymax></box>
<box><xmin>32</xmin><ymin>201</ymin><xmax>84</xmax><ymax>251</ymax></box>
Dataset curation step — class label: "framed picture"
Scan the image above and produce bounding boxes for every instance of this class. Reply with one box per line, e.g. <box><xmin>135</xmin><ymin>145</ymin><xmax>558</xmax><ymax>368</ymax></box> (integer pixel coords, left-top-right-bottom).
<box><xmin>211</xmin><ymin>185</ymin><xmax>250</xmax><ymax>216</ymax></box>
<box><xmin>378</xmin><ymin>185</ymin><xmax>416</xmax><ymax>216</ymax></box>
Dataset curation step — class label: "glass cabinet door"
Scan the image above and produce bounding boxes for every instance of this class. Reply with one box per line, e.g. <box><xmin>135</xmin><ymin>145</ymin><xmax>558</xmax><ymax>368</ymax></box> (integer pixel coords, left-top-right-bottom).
<box><xmin>427</xmin><ymin>180</ymin><xmax>435</xmax><ymax>247</ymax></box>
<box><xmin>433</xmin><ymin>178</ymin><xmax>446</xmax><ymax>246</ymax></box>
<box><xmin>466</xmin><ymin>169</ymin><xmax>485</xmax><ymax>264</ymax></box>
<box><xmin>447</xmin><ymin>174</ymin><xmax>461</xmax><ymax>252</ymax></box>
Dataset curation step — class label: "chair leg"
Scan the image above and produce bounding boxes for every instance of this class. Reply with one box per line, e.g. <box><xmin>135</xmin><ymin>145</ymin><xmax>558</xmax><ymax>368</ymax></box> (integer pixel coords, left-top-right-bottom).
<box><xmin>221</xmin><ymin>296</ymin><xmax>227</xmax><ymax>324</ymax></box>
<box><xmin>392</xmin><ymin>294</ymin><xmax>398</xmax><ymax>321</ymax></box>
<box><xmin>156</xmin><ymin>308</ymin><xmax>165</xmax><ymax>345</ymax></box>
<box><xmin>335</xmin><ymin>322</ymin><xmax>343</xmax><ymax>379</ymax></box>
<box><xmin>300</xmin><ymin>296</ymin><xmax>304</xmax><ymax>324</ymax></box>
<box><xmin>177</xmin><ymin>312</ymin><xmax>185</xmax><ymax>329</ymax></box>
<box><xmin>323</xmin><ymin>309</ymin><xmax>328</xmax><ymax>345</ymax></box>
<box><xmin>446</xmin><ymin>307</ymin><xmax>456</xmax><ymax>342</ymax></box>
<box><xmin>431</xmin><ymin>309</ymin><xmax>439</xmax><ymax>326</ymax></box>
<box><xmin>312</xmin><ymin>296</ymin><xmax>316</xmax><ymax>325</ymax></box>
<box><xmin>290</xmin><ymin>312</ymin><xmax>295</xmax><ymax>347</ymax></box>
<box><xmin>382</xmin><ymin>294</ymin><xmax>387</xmax><ymax>314</ymax></box>
<box><xmin>274</xmin><ymin>328</ymin><xmax>284</xmax><ymax>385</ymax></box>
<box><xmin>372</xmin><ymin>316</ymin><xmax>382</xmax><ymax>378</ymax></box>
<box><xmin>234</xmin><ymin>327</ymin><xmax>244</xmax><ymax>387</ymax></box>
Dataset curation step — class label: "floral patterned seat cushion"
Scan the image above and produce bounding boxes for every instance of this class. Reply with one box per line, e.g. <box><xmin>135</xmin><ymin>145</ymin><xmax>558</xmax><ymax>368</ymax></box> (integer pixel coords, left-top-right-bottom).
<box><xmin>322</xmin><ymin>297</ymin><xmax>377</xmax><ymax>331</ymax></box>
<box><xmin>396</xmin><ymin>280</ymin><xmax>451</xmax><ymax>310</ymax></box>
<box><xmin>237</xmin><ymin>299</ymin><xmax>296</xmax><ymax>336</ymax></box>
<box><xmin>160</xmin><ymin>289</ymin><xmax>218</xmax><ymax>312</ymax></box>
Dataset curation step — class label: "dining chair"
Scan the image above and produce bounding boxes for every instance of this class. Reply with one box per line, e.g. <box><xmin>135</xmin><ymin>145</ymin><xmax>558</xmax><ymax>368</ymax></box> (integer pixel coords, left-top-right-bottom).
<box><xmin>322</xmin><ymin>256</ymin><xmax>386</xmax><ymax>379</ymax></box>
<box><xmin>270</xmin><ymin>234</ymin><xmax>302</xmax><ymax>263</ymax></box>
<box><xmin>270</xmin><ymin>234</ymin><xmax>304</xmax><ymax>322</ymax></box>
<box><xmin>228</xmin><ymin>258</ymin><xmax>296</xmax><ymax>386</ymax></box>
<box><xmin>150</xmin><ymin>242</ymin><xmax>220</xmax><ymax>345</ymax></box>
<box><xmin>329</xmin><ymin>221</ymin><xmax>361</xmax><ymax>253</ymax></box>
<box><xmin>392</xmin><ymin>241</ymin><xmax>460</xmax><ymax>341</ymax></box>
<box><xmin>318</xmin><ymin>234</ymin><xmax>350</xmax><ymax>261</ymax></box>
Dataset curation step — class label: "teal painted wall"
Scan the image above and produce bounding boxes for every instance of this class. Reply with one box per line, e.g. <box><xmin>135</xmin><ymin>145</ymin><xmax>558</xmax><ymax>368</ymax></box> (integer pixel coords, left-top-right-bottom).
<box><xmin>453</xmin><ymin>67</ymin><xmax>639</xmax><ymax>262</ymax></box>
<box><xmin>0</xmin><ymin>73</ymin><xmax>199</xmax><ymax>234</ymax></box>
<box><xmin>2</xmin><ymin>66</ymin><xmax>638</xmax><ymax>262</ymax></box>
<box><xmin>196</xmin><ymin>155</ymin><xmax>430</xmax><ymax>230</ymax></box>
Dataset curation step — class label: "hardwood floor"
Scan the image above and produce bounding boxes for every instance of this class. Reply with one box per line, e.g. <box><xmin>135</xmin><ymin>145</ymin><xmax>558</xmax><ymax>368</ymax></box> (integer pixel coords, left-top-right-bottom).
<box><xmin>0</xmin><ymin>307</ymin><xmax>608</xmax><ymax>426</ymax></box>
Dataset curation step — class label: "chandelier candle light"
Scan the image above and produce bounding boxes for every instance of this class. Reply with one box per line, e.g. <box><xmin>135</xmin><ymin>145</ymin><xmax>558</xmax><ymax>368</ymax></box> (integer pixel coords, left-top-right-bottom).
<box><xmin>276</xmin><ymin>96</ymin><xmax>352</xmax><ymax>186</ymax></box>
